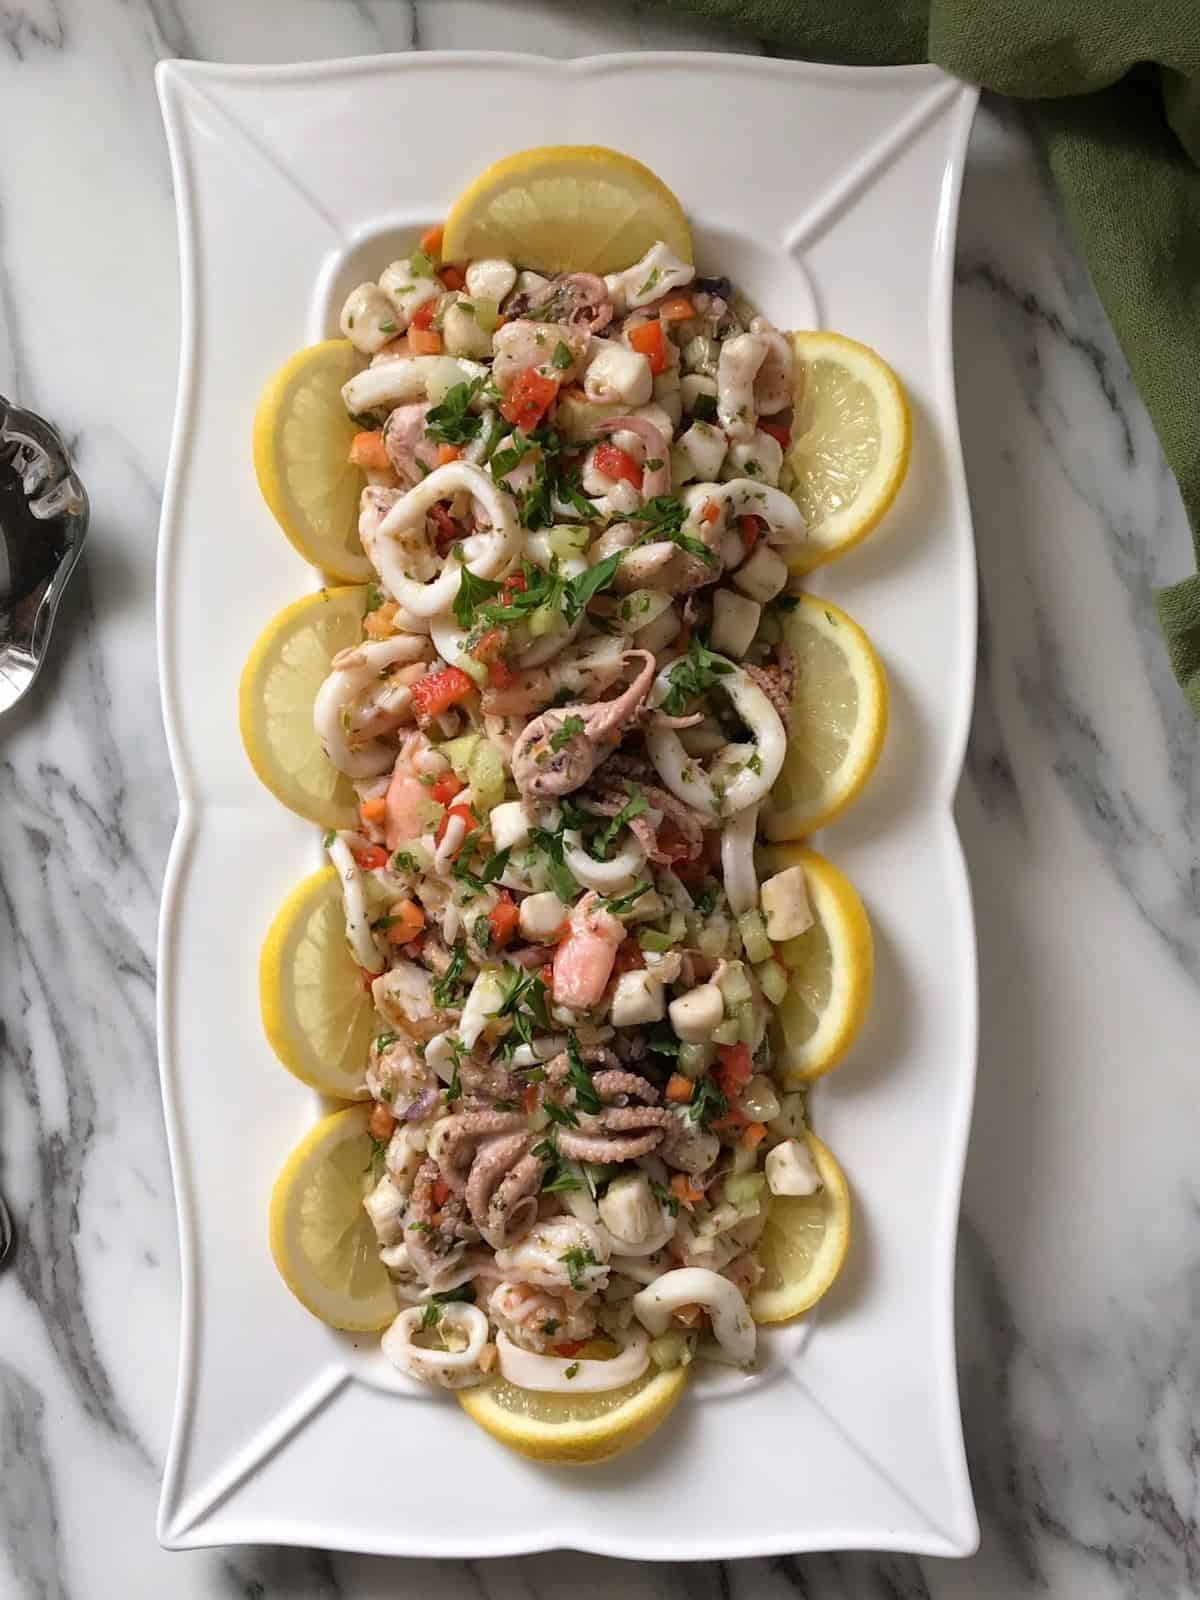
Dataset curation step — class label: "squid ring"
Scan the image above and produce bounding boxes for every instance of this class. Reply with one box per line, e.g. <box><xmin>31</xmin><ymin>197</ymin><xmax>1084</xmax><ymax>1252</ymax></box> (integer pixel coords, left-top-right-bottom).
<box><xmin>312</xmin><ymin>633</ymin><xmax>428</xmax><ymax>777</ymax></box>
<box><xmin>681</xmin><ymin>479</ymin><xmax>806</xmax><ymax>548</ymax></box>
<box><xmin>646</xmin><ymin>657</ymin><xmax>785</xmax><ymax>817</ymax></box>
<box><xmin>382</xmin><ymin>1302</ymin><xmax>491</xmax><ymax>1389</ymax></box>
<box><xmin>374</xmin><ymin>461</ymin><xmax>518</xmax><ymax>618</ymax></box>
<box><xmin>633</xmin><ymin>1267</ymin><xmax>756</xmax><ymax>1365</ymax></box>
<box><xmin>495</xmin><ymin>1327</ymin><xmax>650</xmax><ymax>1393</ymax></box>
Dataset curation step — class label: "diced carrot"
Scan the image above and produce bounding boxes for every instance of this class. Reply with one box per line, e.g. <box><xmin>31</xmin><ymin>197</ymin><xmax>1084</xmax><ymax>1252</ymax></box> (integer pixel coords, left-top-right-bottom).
<box><xmin>627</xmin><ymin>318</ymin><xmax>666</xmax><ymax>374</ymax></box>
<box><xmin>410</xmin><ymin>301</ymin><xmax>436</xmax><ymax>331</ymax></box>
<box><xmin>740</xmin><ymin>1121</ymin><xmax>768</xmax><ymax>1150</ymax></box>
<box><xmin>488</xmin><ymin>892</ymin><xmax>520</xmax><ymax>949</ymax></box>
<box><xmin>368</xmin><ymin>1102</ymin><xmax>396</xmax><ymax>1142</ymax></box>
<box><xmin>436</xmin><ymin>442</ymin><xmax>462</xmax><ymax>465</ymax></box>
<box><xmin>386</xmin><ymin>900</ymin><xmax>425</xmax><ymax>945</ymax></box>
<box><xmin>348</xmin><ymin>430</ymin><xmax>391</xmax><ymax>471</ymax></box>
<box><xmin>738</xmin><ymin>513</ymin><xmax>761</xmax><ymax>552</ymax></box>
<box><xmin>658</xmin><ymin>295</ymin><xmax>695</xmax><ymax>323</ymax></box>
<box><xmin>438</xmin><ymin>264</ymin><xmax>467</xmax><ymax>291</ymax></box>
<box><xmin>714</xmin><ymin>1041</ymin><xmax>753</xmax><ymax>1098</ymax></box>
<box><xmin>351</xmin><ymin>844</ymin><xmax>389</xmax><ymax>871</ymax></box>
<box><xmin>432</xmin><ymin>1175</ymin><xmax>452</xmax><ymax>1207</ymax></box>
<box><xmin>592</xmin><ymin>441</ymin><xmax>643</xmax><ymax>490</ymax></box>
<box><xmin>471</xmin><ymin>627</ymin><xmax>505</xmax><ymax>663</ymax></box>
<box><xmin>759</xmin><ymin>419</ymin><xmax>790</xmax><ymax>448</ymax></box>
<box><xmin>409</xmin><ymin>326</ymin><xmax>443</xmax><ymax>355</ymax></box>
<box><xmin>665</xmin><ymin>1073</ymin><xmax>695</xmax><ymax>1104</ymax></box>
<box><xmin>700</xmin><ymin>498</ymin><xmax>720</xmax><ymax>525</ymax></box>
<box><xmin>359</xmin><ymin>795</ymin><xmax>387</xmax><ymax>825</ymax></box>
<box><xmin>670</xmin><ymin>1174</ymin><xmax>705</xmax><ymax>1209</ymax></box>
<box><xmin>498</xmin><ymin>369</ymin><xmax>559</xmax><ymax>430</ymax></box>
<box><xmin>363</xmin><ymin>600</ymin><xmax>399</xmax><ymax>640</ymax></box>
<box><xmin>554</xmin><ymin>1340</ymin><xmax>586</xmax><ymax>1358</ymax></box>
<box><xmin>430</xmin><ymin>771</ymin><xmax>464</xmax><ymax>805</ymax></box>
<box><xmin>419</xmin><ymin>224</ymin><xmax>444</xmax><ymax>257</ymax></box>
<box><xmin>410</xmin><ymin>667</ymin><xmax>474</xmax><ymax>723</ymax></box>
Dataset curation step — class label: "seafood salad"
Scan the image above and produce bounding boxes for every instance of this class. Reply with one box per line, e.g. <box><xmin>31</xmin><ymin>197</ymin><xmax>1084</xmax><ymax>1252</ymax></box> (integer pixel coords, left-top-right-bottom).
<box><xmin>321</xmin><ymin>235</ymin><xmax>826</xmax><ymax>1395</ymax></box>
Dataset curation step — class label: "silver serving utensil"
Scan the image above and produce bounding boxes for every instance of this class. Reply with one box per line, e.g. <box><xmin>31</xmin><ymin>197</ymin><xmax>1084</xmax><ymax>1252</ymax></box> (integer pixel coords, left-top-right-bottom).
<box><xmin>0</xmin><ymin>396</ymin><xmax>88</xmax><ymax>1267</ymax></box>
<box><xmin>0</xmin><ymin>393</ymin><xmax>89</xmax><ymax>715</ymax></box>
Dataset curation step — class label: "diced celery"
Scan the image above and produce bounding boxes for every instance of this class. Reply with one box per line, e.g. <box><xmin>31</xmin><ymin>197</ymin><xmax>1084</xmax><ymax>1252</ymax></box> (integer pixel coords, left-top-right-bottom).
<box><xmin>639</xmin><ymin>928</ymin><xmax>673</xmax><ymax>953</ymax></box>
<box><xmin>723</xmin><ymin>1172</ymin><xmax>766</xmax><ymax>1207</ymax></box>
<box><xmin>755</xmin><ymin>958</ymin><xmax>789</xmax><ymax>1006</ymax></box>
<box><xmin>547</xmin><ymin>523</ymin><xmax>590</xmax><ymax>560</ymax></box>
<box><xmin>528</xmin><ymin>602</ymin><xmax>559</xmax><ymax>637</ymax></box>
<box><xmin>650</xmin><ymin>1333</ymin><xmax>690</xmax><ymax>1370</ymax></box>
<box><xmin>468</xmin><ymin>739</ymin><xmax>505</xmax><ymax>816</ymax></box>
<box><xmin>717</xmin><ymin>960</ymin><xmax>752</xmax><ymax>1007</ymax></box>
<box><xmin>678</xmin><ymin>1040</ymin><xmax>714</xmax><ymax>1079</ymax></box>
<box><xmin>697</xmin><ymin>917</ymin><xmax>730</xmax><ymax>958</ymax></box>
<box><xmin>471</xmin><ymin>295</ymin><xmax>499</xmax><ymax>333</ymax></box>
<box><xmin>737</xmin><ymin>908</ymin><xmax>773</xmax><ymax>965</ymax></box>
<box><xmin>455</xmin><ymin>652</ymin><xmax>488</xmax><ymax>689</ymax></box>
<box><xmin>711</xmin><ymin>1018</ymin><xmax>741</xmax><ymax>1046</ymax></box>
<box><xmin>555</xmin><ymin>392</ymin><xmax>624</xmax><ymax>442</ymax></box>
<box><xmin>439</xmin><ymin>732</ymin><xmax>481</xmax><ymax>778</ymax></box>
<box><xmin>741</xmin><ymin>1073</ymin><xmax>780</xmax><ymax>1122</ymax></box>
<box><xmin>735</xmin><ymin>1001</ymin><xmax>757</xmax><ymax>1045</ymax></box>
<box><xmin>666</xmin><ymin>910</ymin><xmax>688</xmax><ymax>943</ymax></box>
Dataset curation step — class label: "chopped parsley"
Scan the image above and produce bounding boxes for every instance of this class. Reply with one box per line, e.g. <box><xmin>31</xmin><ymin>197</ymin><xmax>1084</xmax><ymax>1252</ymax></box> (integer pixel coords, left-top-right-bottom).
<box><xmin>659</xmin><ymin>633</ymin><xmax>734</xmax><ymax>717</ymax></box>
<box><xmin>685</xmin><ymin>1074</ymin><xmax>728</xmax><ymax>1129</ymax></box>
<box><xmin>390</xmin><ymin>850</ymin><xmax>419</xmax><ymax>873</ymax></box>
<box><xmin>424</xmin><ymin>376</ymin><xmax>498</xmax><ymax>446</ymax></box>
<box><xmin>543</xmin><ymin>1100</ymin><xmax>580</xmax><ymax>1130</ymax></box>
<box><xmin>365</xmin><ymin>1134</ymin><xmax>388</xmax><ymax>1182</ymax></box>
<box><xmin>551</xmin><ymin>340</ymin><xmax>575</xmax><ymax>371</ymax></box>
<box><xmin>541</xmin><ymin>1319</ymin><xmax>560</xmax><ymax>1336</ymax></box>
<box><xmin>646</xmin><ymin>1022</ymin><xmax>681</xmax><ymax>1058</ymax></box>
<box><xmin>565</xmin><ymin>1033</ymin><xmax>602</xmax><ymax>1114</ymax></box>
<box><xmin>419</xmin><ymin>1303</ymin><xmax>441</xmax><ymax>1331</ymax></box>
<box><xmin>453</xmin><ymin>844</ymin><xmax>511</xmax><ymax>894</ymax></box>
<box><xmin>564</xmin><ymin>1362</ymin><xmax>581</xmax><ymax>1380</ymax></box>
<box><xmin>564</xmin><ymin>552</ymin><xmax>622</xmax><ymax>621</ymax></box>
<box><xmin>366</xmin><ymin>581</ymin><xmax>386</xmax><ymax>610</ymax></box>
<box><xmin>527</xmin><ymin>823</ymin><xmax>578</xmax><ymax>903</ymax></box>
<box><xmin>431</xmin><ymin>1284</ymin><xmax>477</xmax><ymax>1305</ymax></box>
<box><xmin>590</xmin><ymin>782</ymin><xmax>647</xmax><ymax>859</ymax></box>
<box><xmin>601</xmin><ymin>880</ymin><xmax>651</xmax><ymax>916</ymax></box>
<box><xmin>431</xmin><ymin>940</ymin><xmax>467</xmax><ymax>1008</ymax></box>
<box><xmin>452</xmin><ymin>560</ymin><xmax>503</xmax><ymax>628</ymax></box>
<box><xmin>633</xmin><ymin>493</ymin><xmax>717</xmax><ymax>568</ymax></box>
<box><xmin>559</xmin><ymin>1246</ymin><xmax>598</xmax><ymax>1291</ymax></box>
<box><xmin>692</xmin><ymin>391</ymin><xmax>718</xmax><ymax>422</ymax></box>
<box><xmin>322</xmin><ymin>830</ymin><xmax>336</xmax><ymax>848</ymax></box>
<box><xmin>693</xmin><ymin>881</ymin><xmax>720</xmax><ymax>917</ymax></box>
<box><xmin>550</xmin><ymin>714</ymin><xmax>585</xmax><ymax>753</ymax></box>
<box><xmin>542</xmin><ymin>1166</ymin><xmax>585</xmax><ymax>1194</ymax></box>
<box><xmin>637</xmin><ymin>267</ymin><xmax>660</xmax><ymax>297</ymax></box>
<box><xmin>651</xmin><ymin>1179</ymin><xmax>680</xmax><ymax>1217</ymax></box>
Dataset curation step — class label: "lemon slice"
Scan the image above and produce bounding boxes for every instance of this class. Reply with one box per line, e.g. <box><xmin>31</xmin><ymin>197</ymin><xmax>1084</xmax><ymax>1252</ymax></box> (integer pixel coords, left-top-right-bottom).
<box><xmin>442</xmin><ymin>145</ymin><xmax>692</xmax><ymax>276</ymax></box>
<box><xmin>238</xmin><ymin>586</ymin><xmax>367</xmax><ymax>829</ymax></box>
<box><xmin>783</xmin><ymin>331</ymin><xmax>910</xmax><ymax>572</ymax></box>
<box><xmin>751</xmin><ymin>1131</ymin><xmax>851</xmax><ymax>1323</ymax></box>
<box><xmin>260</xmin><ymin>867</ymin><xmax>376</xmax><ymax>1099</ymax></box>
<box><xmin>458</xmin><ymin>1365</ymin><xmax>687</xmax><ymax>1465</ymax></box>
<box><xmin>269</xmin><ymin>1103</ymin><xmax>399</xmax><ymax>1332</ymax></box>
<box><xmin>766</xmin><ymin>592</ymin><xmax>888</xmax><ymax>839</ymax></box>
<box><xmin>758</xmin><ymin>844</ymin><xmax>873</xmax><ymax>1083</ymax></box>
<box><xmin>253</xmin><ymin>340</ymin><xmax>371</xmax><ymax>583</ymax></box>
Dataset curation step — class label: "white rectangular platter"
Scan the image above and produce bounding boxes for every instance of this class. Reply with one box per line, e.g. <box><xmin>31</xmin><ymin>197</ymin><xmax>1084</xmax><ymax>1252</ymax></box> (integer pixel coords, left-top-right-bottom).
<box><xmin>155</xmin><ymin>50</ymin><xmax>980</xmax><ymax>1559</ymax></box>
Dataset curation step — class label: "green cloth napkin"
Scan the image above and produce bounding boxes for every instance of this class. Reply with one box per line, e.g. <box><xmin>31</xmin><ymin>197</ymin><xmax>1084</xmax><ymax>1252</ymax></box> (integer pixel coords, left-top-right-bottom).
<box><xmin>635</xmin><ymin>1</ymin><xmax>1200</xmax><ymax>713</ymax></box>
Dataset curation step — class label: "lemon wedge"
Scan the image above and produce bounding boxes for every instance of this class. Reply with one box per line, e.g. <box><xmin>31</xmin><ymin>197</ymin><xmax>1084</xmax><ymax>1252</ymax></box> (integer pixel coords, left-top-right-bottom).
<box><xmin>260</xmin><ymin>867</ymin><xmax>376</xmax><ymax>1100</ymax></box>
<box><xmin>442</xmin><ymin>145</ymin><xmax>692</xmax><ymax>276</ymax></box>
<box><xmin>458</xmin><ymin>1365</ymin><xmax>687</xmax><ymax>1465</ymax></box>
<box><xmin>784</xmin><ymin>331</ymin><xmax>910</xmax><ymax>571</ymax></box>
<box><xmin>766</xmin><ymin>592</ymin><xmax>888</xmax><ymax>839</ymax></box>
<box><xmin>269</xmin><ymin>1104</ymin><xmax>399</xmax><ymax>1332</ymax></box>
<box><xmin>751</xmin><ymin>1131</ymin><xmax>851</xmax><ymax>1323</ymax></box>
<box><xmin>238</xmin><ymin>586</ymin><xmax>367</xmax><ymax>830</ymax></box>
<box><xmin>253</xmin><ymin>340</ymin><xmax>370</xmax><ymax>583</ymax></box>
<box><xmin>758</xmin><ymin>844</ymin><xmax>873</xmax><ymax>1083</ymax></box>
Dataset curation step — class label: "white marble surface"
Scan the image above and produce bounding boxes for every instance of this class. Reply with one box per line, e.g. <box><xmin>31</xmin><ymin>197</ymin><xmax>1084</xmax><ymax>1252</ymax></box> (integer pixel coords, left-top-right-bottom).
<box><xmin>1</xmin><ymin>2</ymin><xmax>1196</xmax><ymax>1595</ymax></box>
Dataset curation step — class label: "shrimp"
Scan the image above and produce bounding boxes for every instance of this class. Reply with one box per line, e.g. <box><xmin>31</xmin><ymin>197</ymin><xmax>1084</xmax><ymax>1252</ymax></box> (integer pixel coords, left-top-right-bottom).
<box><xmin>488</xmin><ymin>1281</ymin><xmax>598</xmax><ymax>1353</ymax></box>
<box><xmin>748</xmin><ymin>316</ymin><xmax>794</xmax><ymax>414</ymax></box>
<box><xmin>383</xmin><ymin>732</ymin><xmax>443</xmax><ymax>851</ymax></box>
<box><xmin>552</xmin><ymin>891</ymin><xmax>625</xmax><ymax>1009</ymax></box>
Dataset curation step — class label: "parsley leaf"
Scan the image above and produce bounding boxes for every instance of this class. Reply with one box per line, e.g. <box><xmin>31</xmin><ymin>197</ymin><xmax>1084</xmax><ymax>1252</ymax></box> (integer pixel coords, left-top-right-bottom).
<box><xmin>559</xmin><ymin>1246</ymin><xmax>598</xmax><ymax>1291</ymax></box>
<box><xmin>633</xmin><ymin>494</ymin><xmax>717</xmax><ymax>568</ymax></box>
<box><xmin>651</xmin><ymin>1179</ymin><xmax>680</xmax><ymax>1217</ymax></box>
<box><xmin>419</xmin><ymin>1303</ymin><xmax>441</xmax><ymax>1331</ymax></box>
<box><xmin>528</xmin><ymin>824</ymin><xmax>579</xmax><ymax>903</ymax></box>
<box><xmin>431</xmin><ymin>1284</ymin><xmax>477</xmax><ymax>1305</ymax></box>
<box><xmin>646</xmin><ymin>1022</ymin><xmax>681</xmax><ymax>1058</ymax></box>
<box><xmin>685</xmin><ymin>1075</ymin><xmax>728</xmax><ymax>1129</ymax></box>
<box><xmin>544</xmin><ymin>1100</ymin><xmax>580</xmax><ymax>1129</ymax></box>
<box><xmin>550</xmin><ymin>715</ymin><xmax>585</xmax><ymax>753</ymax></box>
<box><xmin>431</xmin><ymin>940</ymin><xmax>467</xmax><ymax>1008</ymax></box>
<box><xmin>551</xmin><ymin>340</ymin><xmax>574</xmax><ymax>371</ymax></box>
<box><xmin>563</xmin><ymin>552</ymin><xmax>622</xmax><ymax>622</ymax></box>
<box><xmin>542</xmin><ymin>1166</ymin><xmax>585</xmax><ymax>1194</ymax></box>
<box><xmin>692</xmin><ymin>391</ymin><xmax>718</xmax><ymax>422</ymax></box>
<box><xmin>565</xmin><ymin>1033</ymin><xmax>602</xmax><ymax>1114</ymax></box>
<box><xmin>365</xmin><ymin>1134</ymin><xmax>388</xmax><ymax>1182</ymax></box>
<box><xmin>601</xmin><ymin>880</ymin><xmax>651</xmax><ymax>916</ymax></box>
<box><xmin>591</xmin><ymin>782</ymin><xmax>647</xmax><ymax>859</ymax></box>
<box><xmin>423</xmin><ymin>376</ymin><xmax>494</xmax><ymax>445</ymax></box>
<box><xmin>452</xmin><ymin>558</ymin><xmax>503</xmax><ymax>628</ymax></box>
<box><xmin>390</xmin><ymin>850</ymin><xmax>419</xmax><ymax>873</ymax></box>
<box><xmin>659</xmin><ymin>633</ymin><xmax>735</xmax><ymax>717</ymax></box>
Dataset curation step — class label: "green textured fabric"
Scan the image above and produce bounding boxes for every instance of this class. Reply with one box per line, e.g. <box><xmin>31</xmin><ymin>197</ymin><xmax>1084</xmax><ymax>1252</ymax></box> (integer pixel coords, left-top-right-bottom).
<box><xmin>636</xmin><ymin>1</ymin><xmax>1200</xmax><ymax>712</ymax></box>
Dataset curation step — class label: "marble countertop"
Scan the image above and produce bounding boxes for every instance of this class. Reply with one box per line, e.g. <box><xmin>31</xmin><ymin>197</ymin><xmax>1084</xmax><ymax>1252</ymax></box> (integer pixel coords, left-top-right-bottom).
<box><xmin>2</xmin><ymin>3</ymin><xmax>1196</xmax><ymax>1596</ymax></box>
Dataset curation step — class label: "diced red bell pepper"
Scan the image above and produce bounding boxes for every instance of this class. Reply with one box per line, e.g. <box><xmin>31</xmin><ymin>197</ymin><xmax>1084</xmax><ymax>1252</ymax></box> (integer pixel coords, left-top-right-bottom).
<box><xmin>738</xmin><ymin>514</ymin><xmax>762</xmax><ymax>552</ymax></box>
<box><xmin>411</xmin><ymin>667</ymin><xmax>474</xmax><ymax>724</ymax></box>
<box><xmin>759</xmin><ymin>419</ymin><xmax>790</xmax><ymax>448</ymax></box>
<box><xmin>715</xmin><ymin>1041</ymin><xmax>753</xmax><ymax>1098</ymax></box>
<box><xmin>488</xmin><ymin>656</ymin><xmax>516</xmax><ymax>689</ymax></box>
<box><xmin>430</xmin><ymin>771</ymin><xmax>464</xmax><ymax>805</ymax></box>
<box><xmin>438</xmin><ymin>264</ymin><xmax>467</xmax><ymax>291</ymax></box>
<box><xmin>410</xmin><ymin>301</ymin><xmax>436</xmax><ymax>331</ymax></box>
<box><xmin>554</xmin><ymin>1340</ymin><xmax>586</xmax><ymax>1358</ymax></box>
<box><xmin>428</xmin><ymin>502</ymin><xmax>459</xmax><ymax>551</ymax></box>
<box><xmin>432</xmin><ymin>1175</ymin><xmax>452</xmax><ymax>1208</ymax></box>
<box><xmin>488</xmin><ymin>892</ymin><xmax>520</xmax><ymax>949</ymax></box>
<box><xmin>627</xmin><ymin>319</ymin><xmax>666</xmax><ymax>374</ymax></box>
<box><xmin>499</xmin><ymin>368</ymin><xmax>560</xmax><ymax>430</ymax></box>
<box><xmin>592</xmin><ymin>441</ymin><xmax>643</xmax><ymax>490</ymax></box>
<box><xmin>351</xmin><ymin>844</ymin><xmax>389</xmax><ymax>871</ymax></box>
<box><xmin>501</xmin><ymin>571</ymin><xmax>527</xmax><ymax>597</ymax></box>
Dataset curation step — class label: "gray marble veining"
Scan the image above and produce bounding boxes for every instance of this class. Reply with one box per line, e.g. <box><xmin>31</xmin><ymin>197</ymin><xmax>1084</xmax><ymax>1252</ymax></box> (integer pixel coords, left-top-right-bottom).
<box><xmin>1</xmin><ymin>2</ymin><xmax>1197</xmax><ymax>1596</ymax></box>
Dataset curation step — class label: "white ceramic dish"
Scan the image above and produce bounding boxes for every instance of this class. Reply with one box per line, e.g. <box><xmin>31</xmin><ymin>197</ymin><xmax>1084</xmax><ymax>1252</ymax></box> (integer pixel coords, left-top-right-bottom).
<box><xmin>155</xmin><ymin>51</ymin><xmax>980</xmax><ymax>1558</ymax></box>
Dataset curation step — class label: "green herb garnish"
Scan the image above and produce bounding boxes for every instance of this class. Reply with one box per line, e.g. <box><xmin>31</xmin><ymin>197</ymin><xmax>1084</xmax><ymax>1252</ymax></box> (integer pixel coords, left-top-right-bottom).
<box><xmin>550</xmin><ymin>715</ymin><xmax>585</xmax><ymax>753</ymax></box>
<box><xmin>432</xmin><ymin>940</ymin><xmax>467</xmax><ymax>1008</ymax></box>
